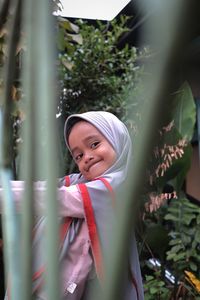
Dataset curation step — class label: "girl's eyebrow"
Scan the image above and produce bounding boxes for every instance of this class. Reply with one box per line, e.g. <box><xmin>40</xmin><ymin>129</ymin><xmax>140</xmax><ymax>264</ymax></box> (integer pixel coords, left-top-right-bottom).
<box><xmin>84</xmin><ymin>134</ymin><xmax>100</xmax><ymax>142</ymax></box>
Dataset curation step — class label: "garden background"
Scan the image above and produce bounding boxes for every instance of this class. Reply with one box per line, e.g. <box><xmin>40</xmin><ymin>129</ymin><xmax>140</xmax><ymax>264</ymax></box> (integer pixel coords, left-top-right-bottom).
<box><xmin>0</xmin><ymin>0</ymin><xmax>200</xmax><ymax>299</ymax></box>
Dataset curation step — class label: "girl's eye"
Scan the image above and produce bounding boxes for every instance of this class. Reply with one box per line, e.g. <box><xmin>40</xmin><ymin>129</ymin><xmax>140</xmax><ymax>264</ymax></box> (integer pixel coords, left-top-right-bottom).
<box><xmin>75</xmin><ymin>153</ymin><xmax>83</xmax><ymax>161</ymax></box>
<box><xmin>91</xmin><ymin>141</ymin><xmax>100</xmax><ymax>149</ymax></box>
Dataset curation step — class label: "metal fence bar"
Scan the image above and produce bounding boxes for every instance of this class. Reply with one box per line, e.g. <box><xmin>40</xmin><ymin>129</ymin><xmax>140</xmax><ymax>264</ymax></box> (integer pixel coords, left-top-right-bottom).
<box><xmin>1</xmin><ymin>0</ymin><xmax>59</xmax><ymax>299</ymax></box>
<box><xmin>0</xmin><ymin>0</ymin><xmax>22</xmax><ymax>299</ymax></box>
<box><xmin>0</xmin><ymin>125</ymin><xmax>22</xmax><ymax>300</ymax></box>
<box><xmin>26</xmin><ymin>1</ymin><xmax>60</xmax><ymax>299</ymax></box>
<box><xmin>20</xmin><ymin>0</ymin><xmax>37</xmax><ymax>298</ymax></box>
<box><xmin>101</xmin><ymin>1</ymin><xmax>190</xmax><ymax>299</ymax></box>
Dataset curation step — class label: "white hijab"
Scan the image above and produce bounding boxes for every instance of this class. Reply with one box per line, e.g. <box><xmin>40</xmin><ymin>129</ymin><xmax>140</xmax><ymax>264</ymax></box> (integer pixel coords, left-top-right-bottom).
<box><xmin>64</xmin><ymin>111</ymin><xmax>132</xmax><ymax>183</ymax></box>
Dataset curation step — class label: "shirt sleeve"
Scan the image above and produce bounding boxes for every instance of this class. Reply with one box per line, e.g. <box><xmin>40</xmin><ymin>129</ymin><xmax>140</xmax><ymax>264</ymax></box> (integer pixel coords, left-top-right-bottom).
<box><xmin>0</xmin><ymin>181</ymin><xmax>84</xmax><ymax>218</ymax></box>
<box><xmin>34</xmin><ymin>184</ymin><xmax>84</xmax><ymax>217</ymax></box>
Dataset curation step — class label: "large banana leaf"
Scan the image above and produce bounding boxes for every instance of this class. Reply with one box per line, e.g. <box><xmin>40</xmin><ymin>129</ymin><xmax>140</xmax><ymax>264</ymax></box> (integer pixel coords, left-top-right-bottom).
<box><xmin>172</xmin><ymin>81</ymin><xmax>196</xmax><ymax>142</ymax></box>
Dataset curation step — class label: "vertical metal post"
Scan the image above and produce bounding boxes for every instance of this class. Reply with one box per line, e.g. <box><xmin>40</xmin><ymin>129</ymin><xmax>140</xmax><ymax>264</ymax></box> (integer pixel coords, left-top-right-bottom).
<box><xmin>20</xmin><ymin>0</ymin><xmax>36</xmax><ymax>297</ymax></box>
<box><xmin>21</xmin><ymin>0</ymin><xmax>59</xmax><ymax>299</ymax></box>
<box><xmin>0</xmin><ymin>113</ymin><xmax>22</xmax><ymax>300</ymax></box>
<box><xmin>36</xmin><ymin>0</ymin><xmax>60</xmax><ymax>297</ymax></box>
<box><xmin>0</xmin><ymin>0</ymin><xmax>22</xmax><ymax>299</ymax></box>
<box><xmin>101</xmin><ymin>1</ymin><xmax>189</xmax><ymax>299</ymax></box>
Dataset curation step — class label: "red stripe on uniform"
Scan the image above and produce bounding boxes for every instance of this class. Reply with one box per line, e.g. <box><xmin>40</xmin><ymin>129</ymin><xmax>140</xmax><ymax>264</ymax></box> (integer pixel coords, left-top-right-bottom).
<box><xmin>65</xmin><ymin>176</ymin><xmax>70</xmax><ymax>187</ymax></box>
<box><xmin>32</xmin><ymin>276</ymin><xmax>45</xmax><ymax>294</ymax></box>
<box><xmin>95</xmin><ymin>178</ymin><xmax>115</xmax><ymax>207</ymax></box>
<box><xmin>32</xmin><ymin>265</ymin><xmax>45</xmax><ymax>281</ymax></box>
<box><xmin>78</xmin><ymin>183</ymin><xmax>104</xmax><ymax>281</ymax></box>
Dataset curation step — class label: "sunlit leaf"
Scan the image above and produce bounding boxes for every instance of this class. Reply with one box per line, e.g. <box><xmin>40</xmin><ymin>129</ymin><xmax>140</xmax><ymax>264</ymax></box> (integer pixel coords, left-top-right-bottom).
<box><xmin>185</xmin><ymin>271</ymin><xmax>200</xmax><ymax>293</ymax></box>
<box><xmin>58</xmin><ymin>17</ymin><xmax>79</xmax><ymax>33</ymax></box>
<box><xmin>67</xmin><ymin>33</ymin><xmax>83</xmax><ymax>45</ymax></box>
<box><xmin>172</xmin><ymin>82</ymin><xmax>196</xmax><ymax>141</ymax></box>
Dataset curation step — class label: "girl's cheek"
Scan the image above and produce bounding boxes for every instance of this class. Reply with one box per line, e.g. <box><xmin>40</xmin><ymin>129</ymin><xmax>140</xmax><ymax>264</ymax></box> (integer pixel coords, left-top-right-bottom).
<box><xmin>77</xmin><ymin>163</ymin><xmax>83</xmax><ymax>173</ymax></box>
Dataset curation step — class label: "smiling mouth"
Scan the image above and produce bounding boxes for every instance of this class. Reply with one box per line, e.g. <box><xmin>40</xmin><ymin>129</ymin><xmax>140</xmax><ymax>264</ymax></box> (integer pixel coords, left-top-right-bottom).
<box><xmin>85</xmin><ymin>161</ymin><xmax>101</xmax><ymax>172</ymax></box>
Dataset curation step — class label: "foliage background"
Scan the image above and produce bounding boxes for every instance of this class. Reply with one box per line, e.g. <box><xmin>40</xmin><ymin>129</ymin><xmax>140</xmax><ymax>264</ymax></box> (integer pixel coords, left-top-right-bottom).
<box><xmin>55</xmin><ymin>18</ymin><xmax>200</xmax><ymax>299</ymax></box>
<box><xmin>1</xmin><ymin>7</ymin><xmax>200</xmax><ymax>299</ymax></box>
<box><xmin>56</xmin><ymin>16</ymin><xmax>147</xmax><ymax>174</ymax></box>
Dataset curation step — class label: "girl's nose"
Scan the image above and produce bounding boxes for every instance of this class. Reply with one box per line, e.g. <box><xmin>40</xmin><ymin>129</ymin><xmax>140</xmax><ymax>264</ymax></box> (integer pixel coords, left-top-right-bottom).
<box><xmin>84</xmin><ymin>153</ymin><xmax>93</xmax><ymax>163</ymax></box>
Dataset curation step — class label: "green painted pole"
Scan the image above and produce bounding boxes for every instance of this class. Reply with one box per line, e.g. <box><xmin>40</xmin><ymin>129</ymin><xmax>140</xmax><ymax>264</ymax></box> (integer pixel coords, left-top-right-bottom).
<box><xmin>0</xmin><ymin>0</ymin><xmax>22</xmax><ymax>298</ymax></box>
<box><xmin>20</xmin><ymin>0</ymin><xmax>37</xmax><ymax>298</ymax></box>
<box><xmin>24</xmin><ymin>1</ymin><xmax>60</xmax><ymax>299</ymax></box>
<box><xmin>21</xmin><ymin>0</ymin><xmax>59</xmax><ymax>299</ymax></box>
<box><xmin>100</xmin><ymin>1</ymin><xmax>190</xmax><ymax>299</ymax></box>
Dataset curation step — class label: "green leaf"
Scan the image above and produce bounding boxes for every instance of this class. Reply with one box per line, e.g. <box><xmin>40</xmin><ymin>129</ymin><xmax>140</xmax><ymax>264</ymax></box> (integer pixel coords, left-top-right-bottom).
<box><xmin>197</xmin><ymin>215</ymin><xmax>200</xmax><ymax>225</ymax></box>
<box><xmin>172</xmin><ymin>81</ymin><xmax>196</xmax><ymax>141</ymax></box>
<box><xmin>145</xmin><ymin>275</ymin><xmax>154</xmax><ymax>281</ymax></box>
<box><xmin>157</xmin><ymin>281</ymin><xmax>165</xmax><ymax>287</ymax></box>
<box><xmin>169</xmin><ymin>238</ymin><xmax>181</xmax><ymax>246</ymax></box>
<box><xmin>194</xmin><ymin>230</ymin><xmax>200</xmax><ymax>243</ymax></box>
<box><xmin>182</xmin><ymin>234</ymin><xmax>192</xmax><ymax>244</ymax></box>
<box><xmin>189</xmin><ymin>261</ymin><xmax>197</xmax><ymax>271</ymax></box>
<box><xmin>173</xmin><ymin>252</ymin><xmax>186</xmax><ymax>261</ymax></box>
<box><xmin>165</xmin><ymin>213</ymin><xmax>179</xmax><ymax>221</ymax></box>
<box><xmin>182</xmin><ymin>213</ymin><xmax>196</xmax><ymax>225</ymax></box>
<box><xmin>166</xmin><ymin>251</ymin><xmax>176</xmax><ymax>260</ymax></box>
<box><xmin>170</xmin><ymin>244</ymin><xmax>184</xmax><ymax>253</ymax></box>
<box><xmin>150</xmin><ymin>287</ymin><xmax>158</xmax><ymax>294</ymax></box>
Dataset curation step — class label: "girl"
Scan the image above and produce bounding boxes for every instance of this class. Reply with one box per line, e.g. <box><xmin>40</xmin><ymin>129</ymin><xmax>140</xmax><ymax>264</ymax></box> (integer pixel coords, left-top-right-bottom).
<box><xmin>3</xmin><ymin>111</ymin><xmax>144</xmax><ymax>299</ymax></box>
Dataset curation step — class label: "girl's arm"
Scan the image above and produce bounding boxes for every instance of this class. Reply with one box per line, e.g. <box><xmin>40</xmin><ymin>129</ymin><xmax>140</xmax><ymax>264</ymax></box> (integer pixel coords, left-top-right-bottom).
<box><xmin>34</xmin><ymin>184</ymin><xmax>84</xmax><ymax>217</ymax></box>
<box><xmin>0</xmin><ymin>181</ymin><xmax>84</xmax><ymax>218</ymax></box>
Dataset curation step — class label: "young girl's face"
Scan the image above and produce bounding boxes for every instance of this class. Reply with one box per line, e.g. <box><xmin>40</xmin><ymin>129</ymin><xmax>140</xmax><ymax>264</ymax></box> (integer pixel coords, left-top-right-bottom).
<box><xmin>68</xmin><ymin>121</ymin><xmax>117</xmax><ymax>180</ymax></box>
